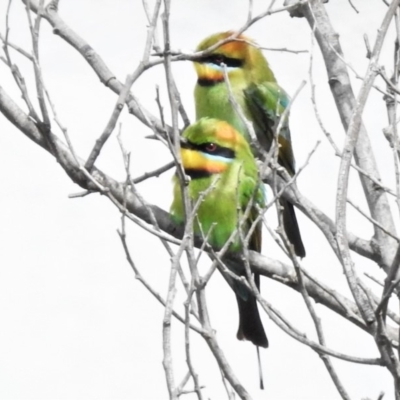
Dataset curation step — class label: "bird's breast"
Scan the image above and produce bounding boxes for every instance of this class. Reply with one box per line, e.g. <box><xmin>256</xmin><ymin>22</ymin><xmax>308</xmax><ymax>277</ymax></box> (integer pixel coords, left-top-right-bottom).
<box><xmin>195</xmin><ymin>83</ymin><xmax>249</xmax><ymax>138</ymax></box>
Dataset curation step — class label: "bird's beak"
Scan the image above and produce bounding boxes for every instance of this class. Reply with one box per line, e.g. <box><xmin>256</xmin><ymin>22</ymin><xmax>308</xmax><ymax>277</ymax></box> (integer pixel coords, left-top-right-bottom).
<box><xmin>180</xmin><ymin>137</ymin><xmax>196</xmax><ymax>150</ymax></box>
<box><xmin>180</xmin><ymin>137</ymin><xmax>190</xmax><ymax>148</ymax></box>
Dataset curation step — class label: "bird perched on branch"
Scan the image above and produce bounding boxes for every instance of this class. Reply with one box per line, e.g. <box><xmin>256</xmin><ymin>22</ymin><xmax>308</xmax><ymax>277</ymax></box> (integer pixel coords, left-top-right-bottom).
<box><xmin>193</xmin><ymin>31</ymin><xmax>305</xmax><ymax>258</ymax></box>
<box><xmin>170</xmin><ymin>118</ymin><xmax>268</xmax><ymax>348</ymax></box>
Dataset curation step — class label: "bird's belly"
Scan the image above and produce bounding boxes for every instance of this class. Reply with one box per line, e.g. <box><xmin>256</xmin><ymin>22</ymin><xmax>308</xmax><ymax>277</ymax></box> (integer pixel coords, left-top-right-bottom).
<box><xmin>193</xmin><ymin>190</ymin><xmax>240</xmax><ymax>251</ymax></box>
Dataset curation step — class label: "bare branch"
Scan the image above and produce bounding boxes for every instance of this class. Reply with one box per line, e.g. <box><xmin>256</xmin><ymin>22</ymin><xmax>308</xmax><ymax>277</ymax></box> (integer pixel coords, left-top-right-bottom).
<box><xmin>0</xmin><ymin>31</ymin><xmax>33</xmax><ymax>60</ymax></box>
<box><xmin>347</xmin><ymin>197</ymin><xmax>400</xmax><ymax>242</ymax></box>
<box><xmin>3</xmin><ymin>84</ymin><xmax>397</xmax><ymax>344</ymax></box>
<box><xmin>132</xmin><ymin>161</ymin><xmax>175</xmax><ymax>184</ymax></box>
<box><xmin>300</xmin><ymin>0</ymin><xmax>398</xmax><ymax>272</ymax></box>
<box><xmin>117</xmin><ymin>221</ymin><xmax>202</xmax><ymax>335</ymax></box>
<box><xmin>84</xmin><ymin>74</ymin><xmax>136</xmax><ymax>171</ymax></box>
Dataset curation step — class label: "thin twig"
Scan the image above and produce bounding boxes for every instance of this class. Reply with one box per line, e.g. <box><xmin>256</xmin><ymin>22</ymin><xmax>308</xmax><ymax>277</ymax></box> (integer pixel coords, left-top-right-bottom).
<box><xmin>0</xmin><ymin>32</ymin><xmax>33</xmax><ymax>60</ymax></box>
<box><xmin>279</xmin><ymin>223</ymin><xmax>351</xmax><ymax>399</ymax></box>
<box><xmin>332</xmin><ymin>0</ymin><xmax>400</xmax><ymax>389</ymax></box>
<box><xmin>347</xmin><ymin>0</ymin><xmax>359</xmax><ymax>14</ymax></box>
<box><xmin>184</xmin><ymin>287</ymin><xmax>204</xmax><ymax>400</ymax></box>
<box><xmin>117</xmin><ymin>221</ymin><xmax>202</xmax><ymax>334</ymax></box>
<box><xmin>347</xmin><ymin>197</ymin><xmax>400</xmax><ymax>241</ymax></box>
<box><xmin>84</xmin><ymin>74</ymin><xmax>133</xmax><ymax>170</ymax></box>
<box><xmin>132</xmin><ymin>161</ymin><xmax>175</xmax><ymax>183</ymax></box>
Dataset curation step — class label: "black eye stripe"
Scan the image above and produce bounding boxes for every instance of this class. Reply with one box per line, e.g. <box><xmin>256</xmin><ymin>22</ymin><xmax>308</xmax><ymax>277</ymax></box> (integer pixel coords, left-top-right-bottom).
<box><xmin>184</xmin><ymin>169</ymin><xmax>213</xmax><ymax>179</ymax></box>
<box><xmin>199</xmin><ymin>143</ymin><xmax>235</xmax><ymax>158</ymax></box>
<box><xmin>199</xmin><ymin>54</ymin><xmax>243</xmax><ymax>68</ymax></box>
<box><xmin>181</xmin><ymin>140</ymin><xmax>235</xmax><ymax>159</ymax></box>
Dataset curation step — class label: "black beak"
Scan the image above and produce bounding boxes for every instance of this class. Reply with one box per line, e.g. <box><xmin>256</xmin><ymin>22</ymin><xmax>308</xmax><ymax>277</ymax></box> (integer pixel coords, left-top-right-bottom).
<box><xmin>180</xmin><ymin>137</ymin><xmax>197</xmax><ymax>150</ymax></box>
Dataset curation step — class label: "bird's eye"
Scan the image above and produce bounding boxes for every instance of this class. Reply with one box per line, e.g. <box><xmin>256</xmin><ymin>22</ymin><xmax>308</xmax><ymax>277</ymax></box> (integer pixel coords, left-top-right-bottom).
<box><xmin>211</xmin><ymin>55</ymin><xmax>225</xmax><ymax>65</ymax></box>
<box><xmin>205</xmin><ymin>143</ymin><xmax>217</xmax><ymax>152</ymax></box>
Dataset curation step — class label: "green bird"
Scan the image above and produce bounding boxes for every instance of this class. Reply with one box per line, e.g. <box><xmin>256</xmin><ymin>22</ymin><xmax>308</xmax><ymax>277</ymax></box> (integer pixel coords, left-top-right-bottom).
<box><xmin>170</xmin><ymin>118</ymin><xmax>268</xmax><ymax>348</ymax></box>
<box><xmin>193</xmin><ymin>31</ymin><xmax>305</xmax><ymax>258</ymax></box>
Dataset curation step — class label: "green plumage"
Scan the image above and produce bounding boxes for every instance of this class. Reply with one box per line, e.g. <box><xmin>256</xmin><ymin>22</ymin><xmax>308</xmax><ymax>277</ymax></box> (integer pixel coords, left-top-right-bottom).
<box><xmin>194</xmin><ymin>31</ymin><xmax>305</xmax><ymax>257</ymax></box>
<box><xmin>170</xmin><ymin>118</ymin><xmax>263</xmax><ymax>250</ymax></box>
<box><xmin>170</xmin><ymin>118</ymin><xmax>268</xmax><ymax>347</ymax></box>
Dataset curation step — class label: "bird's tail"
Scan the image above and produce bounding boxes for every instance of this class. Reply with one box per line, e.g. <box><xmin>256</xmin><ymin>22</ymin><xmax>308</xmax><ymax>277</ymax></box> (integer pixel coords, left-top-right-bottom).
<box><xmin>225</xmin><ymin>260</ymin><xmax>268</xmax><ymax>348</ymax></box>
<box><xmin>281</xmin><ymin>198</ymin><xmax>306</xmax><ymax>258</ymax></box>
<box><xmin>235</xmin><ymin>280</ymin><xmax>268</xmax><ymax>348</ymax></box>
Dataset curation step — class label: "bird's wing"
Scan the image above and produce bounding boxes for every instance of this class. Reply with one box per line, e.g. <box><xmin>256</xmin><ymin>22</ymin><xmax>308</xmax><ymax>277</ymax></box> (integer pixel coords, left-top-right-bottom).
<box><xmin>239</xmin><ymin>175</ymin><xmax>264</xmax><ymax>255</ymax></box>
<box><xmin>244</xmin><ymin>82</ymin><xmax>296</xmax><ymax>176</ymax></box>
<box><xmin>225</xmin><ymin>174</ymin><xmax>263</xmax><ymax>301</ymax></box>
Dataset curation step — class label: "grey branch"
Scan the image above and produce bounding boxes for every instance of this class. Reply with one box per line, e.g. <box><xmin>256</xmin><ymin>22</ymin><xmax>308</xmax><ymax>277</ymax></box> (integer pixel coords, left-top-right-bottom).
<box><xmin>1</xmin><ymin>84</ymin><xmax>398</xmax><ymax>348</ymax></box>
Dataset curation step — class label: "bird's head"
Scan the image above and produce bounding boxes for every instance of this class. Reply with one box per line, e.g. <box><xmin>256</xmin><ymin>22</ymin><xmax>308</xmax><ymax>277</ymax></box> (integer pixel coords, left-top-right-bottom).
<box><xmin>193</xmin><ymin>31</ymin><xmax>275</xmax><ymax>86</ymax></box>
<box><xmin>180</xmin><ymin>118</ymin><xmax>253</xmax><ymax>178</ymax></box>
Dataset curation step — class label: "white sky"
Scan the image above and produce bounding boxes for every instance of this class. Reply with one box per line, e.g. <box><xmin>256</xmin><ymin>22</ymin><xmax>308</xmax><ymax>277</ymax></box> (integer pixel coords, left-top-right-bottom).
<box><xmin>0</xmin><ymin>0</ymin><xmax>398</xmax><ymax>399</ymax></box>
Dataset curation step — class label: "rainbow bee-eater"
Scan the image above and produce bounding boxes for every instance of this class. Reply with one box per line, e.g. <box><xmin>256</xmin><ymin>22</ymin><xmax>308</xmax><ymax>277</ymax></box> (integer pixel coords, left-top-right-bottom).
<box><xmin>193</xmin><ymin>31</ymin><xmax>305</xmax><ymax>258</ymax></box>
<box><xmin>170</xmin><ymin>118</ymin><xmax>268</xmax><ymax>348</ymax></box>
